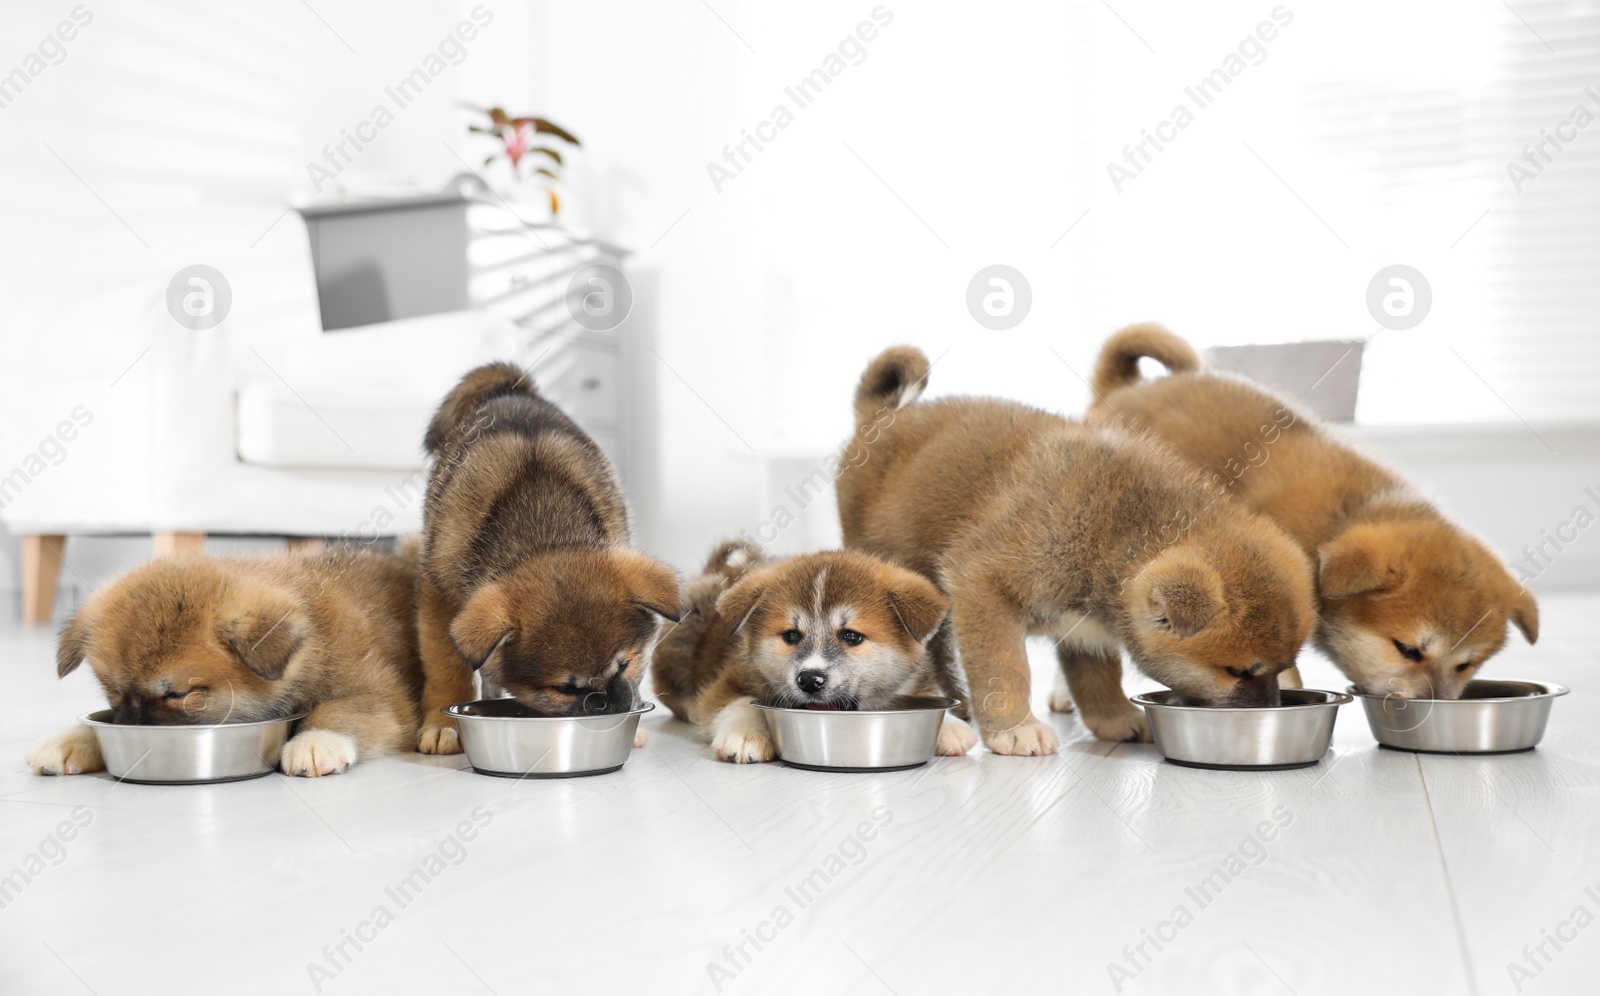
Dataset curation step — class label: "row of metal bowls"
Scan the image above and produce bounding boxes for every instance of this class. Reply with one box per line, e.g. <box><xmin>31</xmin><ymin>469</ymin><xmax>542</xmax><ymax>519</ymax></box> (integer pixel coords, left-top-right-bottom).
<box><xmin>78</xmin><ymin>679</ymin><xmax>1566</xmax><ymax>783</ymax></box>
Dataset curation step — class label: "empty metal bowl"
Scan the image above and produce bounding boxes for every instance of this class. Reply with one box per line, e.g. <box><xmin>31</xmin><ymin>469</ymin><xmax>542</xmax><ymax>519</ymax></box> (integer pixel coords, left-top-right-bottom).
<box><xmin>754</xmin><ymin>696</ymin><xmax>959</xmax><ymax>772</ymax></box>
<box><xmin>79</xmin><ymin>710</ymin><xmax>302</xmax><ymax>784</ymax></box>
<box><xmin>445</xmin><ymin>700</ymin><xmax>653</xmax><ymax>778</ymax></box>
<box><xmin>1131</xmin><ymin>689</ymin><xmax>1351</xmax><ymax>770</ymax></box>
<box><xmin>1352</xmin><ymin>679</ymin><xmax>1568</xmax><ymax>754</ymax></box>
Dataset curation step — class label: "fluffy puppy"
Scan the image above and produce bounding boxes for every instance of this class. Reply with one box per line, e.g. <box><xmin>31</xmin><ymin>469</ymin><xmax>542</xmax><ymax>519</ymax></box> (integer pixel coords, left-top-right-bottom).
<box><xmin>1087</xmin><ymin>323</ymin><xmax>1538</xmax><ymax>698</ymax></box>
<box><xmin>651</xmin><ymin>540</ymin><xmax>974</xmax><ymax>763</ymax></box>
<box><xmin>836</xmin><ymin>347</ymin><xmax>1317</xmax><ymax>755</ymax></box>
<box><xmin>27</xmin><ymin>546</ymin><xmax>423</xmax><ymax>778</ymax></box>
<box><xmin>415</xmin><ymin>362</ymin><xmax>680</xmax><ymax>754</ymax></box>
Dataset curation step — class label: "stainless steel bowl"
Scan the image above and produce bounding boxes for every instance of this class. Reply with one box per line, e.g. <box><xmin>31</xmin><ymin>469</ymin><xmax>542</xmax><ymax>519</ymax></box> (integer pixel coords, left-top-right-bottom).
<box><xmin>79</xmin><ymin>710</ymin><xmax>302</xmax><ymax>784</ymax></box>
<box><xmin>445</xmin><ymin>700</ymin><xmax>653</xmax><ymax>778</ymax></box>
<box><xmin>1131</xmin><ymin>689</ymin><xmax>1351</xmax><ymax>770</ymax></box>
<box><xmin>1352</xmin><ymin>679</ymin><xmax>1568</xmax><ymax>754</ymax></box>
<box><xmin>754</xmin><ymin>696</ymin><xmax>959</xmax><ymax>772</ymax></box>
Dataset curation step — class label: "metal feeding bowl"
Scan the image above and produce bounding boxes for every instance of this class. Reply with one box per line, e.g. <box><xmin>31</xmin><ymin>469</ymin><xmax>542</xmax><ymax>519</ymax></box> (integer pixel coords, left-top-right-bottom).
<box><xmin>1131</xmin><ymin>689</ymin><xmax>1351</xmax><ymax>770</ymax></box>
<box><xmin>1352</xmin><ymin>679</ymin><xmax>1568</xmax><ymax>754</ymax></box>
<box><xmin>79</xmin><ymin>710</ymin><xmax>302</xmax><ymax>784</ymax></box>
<box><xmin>753</xmin><ymin>696</ymin><xmax>960</xmax><ymax>772</ymax></box>
<box><xmin>444</xmin><ymin>700</ymin><xmax>653</xmax><ymax>778</ymax></box>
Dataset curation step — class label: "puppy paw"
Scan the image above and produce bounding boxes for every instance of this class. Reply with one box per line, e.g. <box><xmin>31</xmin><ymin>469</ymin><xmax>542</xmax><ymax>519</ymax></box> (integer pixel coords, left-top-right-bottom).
<box><xmin>984</xmin><ymin>715</ymin><xmax>1059</xmax><ymax>756</ymax></box>
<box><xmin>26</xmin><ymin>727</ymin><xmax>104</xmax><ymax>776</ymax></box>
<box><xmin>936</xmin><ymin>717</ymin><xmax>977</xmax><ymax>756</ymax></box>
<box><xmin>633</xmin><ymin>725</ymin><xmax>649</xmax><ymax>749</ymax></box>
<box><xmin>282</xmin><ymin>730</ymin><xmax>358</xmax><ymax>777</ymax></box>
<box><xmin>416</xmin><ymin>719</ymin><xmax>462</xmax><ymax>756</ymax></box>
<box><xmin>712</xmin><ymin>728</ymin><xmax>774</xmax><ymax>764</ymax></box>
<box><xmin>1085</xmin><ymin>708</ymin><xmax>1151</xmax><ymax>743</ymax></box>
<box><xmin>1047</xmin><ymin>672</ymin><xmax>1076</xmax><ymax>714</ymax></box>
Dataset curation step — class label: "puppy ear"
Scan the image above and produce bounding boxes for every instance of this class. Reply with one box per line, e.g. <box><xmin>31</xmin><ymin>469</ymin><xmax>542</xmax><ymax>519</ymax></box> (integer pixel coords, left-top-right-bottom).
<box><xmin>450</xmin><ymin>583</ymin><xmax>516</xmax><ymax>672</ymax></box>
<box><xmin>883</xmin><ymin>569</ymin><xmax>949</xmax><ymax>643</ymax></box>
<box><xmin>1317</xmin><ymin>528</ymin><xmax>1403</xmax><ymax>600</ymax></box>
<box><xmin>56</xmin><ymin>608</ymin><xmax>92</xmax><ymax>678</ymax></box>
<box><xmin>614</xmin><ymin>549</ymin><xmax>682</xmax><ymax>622</ymax></box>
<box><xmin>1510</xmin><ymin>588</ymin><xmax>1539</xmax><ymax>644</ymax></box>
<box><xmin>220</xmin><ymin>596</ymin><xmax>306</xmax><ymax>680</ymax></box>
<box><xmin>1145</xmin><ymin>554</ymin><xmax>1227</xmax><ymax>638</ymax></box>
<box><xmin>715</xmin><ymin>569</ymin><xmax>772</xmax><ymax>636</ymax></box>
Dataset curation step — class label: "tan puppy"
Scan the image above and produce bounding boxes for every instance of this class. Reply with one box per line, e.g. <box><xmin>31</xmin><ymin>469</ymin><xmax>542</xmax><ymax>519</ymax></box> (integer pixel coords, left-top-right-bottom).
<box><xmin>837</xmin><ymin>347</ymin><xmax>1316</xmax><ymax>754</ymax></box>
<box><xmin>415</xmin><ymin>362</ymin><xmax>680</xmax><ymax>754</ymax></box>
<box><xmin>1088</xmin><ymin>323</ymin><xmax>1538</xmax><ymax>698</ymax></box>
<box><xmin>651</xmin><ymin>540</ymin><xmax>974</xmax><ymax>762</ymax></box>
<box><xmin>27</xmin><ymin>547</ymin><xmax>423</xmax><ymax>778</ymax></box>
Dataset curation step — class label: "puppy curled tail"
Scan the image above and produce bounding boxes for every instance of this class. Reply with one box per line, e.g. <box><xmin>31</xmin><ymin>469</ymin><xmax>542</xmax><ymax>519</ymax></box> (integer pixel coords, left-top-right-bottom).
<box><xmin>701</xmin><ymin>538</ymin><xmax>762</xmax><ymax>584</ymax></box>
<box><xmin>1090</xmin><ymin>323</ymin><xmax>1200</xmax><ymax>402</ymax></box>
<box><xmin>423</xmin><ymin>361</ymin><xmax>533</xmax><ymax>457</ymax></box>
<box><xmin>854</xmin><ymin>346</ymin><xmax>930</xmax><ymax>432</ymax></box>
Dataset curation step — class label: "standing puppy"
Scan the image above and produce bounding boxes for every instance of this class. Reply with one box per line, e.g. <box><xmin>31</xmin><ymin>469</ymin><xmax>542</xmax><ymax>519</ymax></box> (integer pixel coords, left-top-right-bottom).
<box><xmin>28</xmin><ymin>547</ymin><xmax>423</xmax><ymax>778</ymax></box>
<box><xmin>1087</xmin><ymin>324</ymin><xmax>1538</xmax><ymax>698</ymax></box>
<box><xmin>837</xmin><ymin>347</ymin><xmax>1316</xmax><ymax>755</ymax></box>
<box><xmin>415</xmin><ymin>362</ymin><xmax>680</xmax><ymax>754</ymax></box>
<box><xmin>651</xmin><ymin>540</ymin><xmax>974</xmax><ymax>763</ymax></box>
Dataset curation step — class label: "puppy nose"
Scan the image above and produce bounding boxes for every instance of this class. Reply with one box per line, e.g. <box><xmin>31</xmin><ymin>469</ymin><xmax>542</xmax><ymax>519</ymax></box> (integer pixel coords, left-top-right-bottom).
<box><xmin>796</xmin><ymin>670</ymin><xmax>828</xmax><ymax>694</ymax></box>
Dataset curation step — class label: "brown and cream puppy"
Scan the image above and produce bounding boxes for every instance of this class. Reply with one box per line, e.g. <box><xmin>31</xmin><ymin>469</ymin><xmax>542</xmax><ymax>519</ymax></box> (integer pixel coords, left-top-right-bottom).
<box><xmin>651</xmin><ymin>540</ymin><xmax>974</xmax><ymax>763</ymax></box>
<box><xmin>415</xmin><ymin>362</ymin><xmax>680</xmax><ymax>754</ymax></box>
<box><xmin>26</xmin><ymin>546</ymin><xmax>423</xmax><ymax>778</ymax></box>
<box><xmin>1087</xmin><ymin>323</ymin><xmax>1538</xmax><ymax>699</ymax></box>
<box><xmin>837</xmin><ymin>347</ymin><xmax>1317</xmax><ymax>755</ymax></box>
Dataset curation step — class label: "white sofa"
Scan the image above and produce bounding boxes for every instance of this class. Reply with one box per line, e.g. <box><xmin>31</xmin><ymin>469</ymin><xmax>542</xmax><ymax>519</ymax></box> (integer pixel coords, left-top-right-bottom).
<box><xmin>0</xmin><ymin>213</ymin><xmax>545</xmax><ymax>623</ymax></box>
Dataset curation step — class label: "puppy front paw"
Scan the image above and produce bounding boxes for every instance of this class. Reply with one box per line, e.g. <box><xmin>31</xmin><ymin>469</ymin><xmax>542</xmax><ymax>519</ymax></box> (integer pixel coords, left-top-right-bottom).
<box><xmin>712</xmin><ymin>728</ymin><xmax>774</xmax><ymax>764</ymax></box>
<box><xmin>1084</xmin><ymin>707</ymin><xmax>1151</xmax><ymax>743</ymax></box>
<box><xmin>984</xmin><ymin>715</ymin><xmax>1059</xmax><ymax>756</ymax></box>
<box><xmin>936</xmin><ymin>717</ymin><xmax>977</xmax><ymax>756</ymax></box>
<box><xmin>27</xmin><ymin>727</ymin><xmax>104</xmax><ymax>776</ymax></box>
<box><xmin>633</xmin><ymin>725</ymin><xmax>649</xmax><ymax>749</ymax></box>
<box><xmin>282</xmin><ymin>730</ymin><xmax>358</xmax><ymax>777</ymax></box>
<box><xmin>416</xmin><ymin>718</ymin><xmax>462</xmax><ymax>755</ymax></box>
<box><xmin>1047</xmin><ymin>672</ymin><xmax>1077</xmax><ymax>714</ymax></box>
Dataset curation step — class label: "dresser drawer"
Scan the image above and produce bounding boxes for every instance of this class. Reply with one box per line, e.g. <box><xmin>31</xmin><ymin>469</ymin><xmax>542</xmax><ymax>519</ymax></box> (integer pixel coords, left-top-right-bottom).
<box><xmin>540</xmin><ymin>341</ymin><xmax>620</xmax><ymax>428</ymax></box>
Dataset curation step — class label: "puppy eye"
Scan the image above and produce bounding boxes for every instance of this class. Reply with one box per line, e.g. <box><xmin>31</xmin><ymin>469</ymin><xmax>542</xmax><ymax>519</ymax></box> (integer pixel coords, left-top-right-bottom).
<box><xmin>780</xmin><ymin>629</ymin><xmax>804</xmax><ymax>645</ymax></box>
<box><xmin>1392</xmin><ymin>640</ymin><xmax>1424</xmax><ymax>663</ymax></box>
<box><xmin>163</xmin><ymin>688</ymin><xmax>202</xmax><ymax>701</ymax></box>
<box><xmin>1225</xmin><ymin>667</ymin><xmax>1248</xmax><ymax>679</ymax></box>
<box><xmin>838</xmin><ymin>628</ymin><xmax>865</xmax><ymax>647</ymax></box>
<box><xmin>1456</xmin><ymin>661</ymin><xmax>1475</xmax><ymax>674</ymax></box>
<box><xmin>560</xmin><ymin>681</ymin><xmax>582</xmax><ymax>694</ymax></box>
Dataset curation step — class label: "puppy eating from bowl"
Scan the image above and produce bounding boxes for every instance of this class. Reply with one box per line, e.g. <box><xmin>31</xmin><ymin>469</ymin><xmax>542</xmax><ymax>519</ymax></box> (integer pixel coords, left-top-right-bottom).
<box><xmin>651</xmin><ymin>541</ymin><xmax>975</xmax><ymax>763</ymax></box>
<box><xmin>836</xmin><ymin>346</ymin><xmax>1317</xmax><ymax>755</ymax></box>
<box><xmin>1087</xmin><ymin>323</ymin><xmax>1538</xmax><ymax>699</ymax></box>
<box><xmin>26</xmin><ymin>546</ymin><xmax>424</xmax><ymax>778</ymax></box>
<box><xmin>414</xmin><ymin>362</ymin><xmax>681</xmax><ymax>754</ymax></box>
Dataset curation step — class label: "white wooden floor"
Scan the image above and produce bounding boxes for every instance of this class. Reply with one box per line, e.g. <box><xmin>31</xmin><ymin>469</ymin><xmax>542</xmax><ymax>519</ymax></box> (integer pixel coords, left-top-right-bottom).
<box><xmin>2</xmin><ymin>592</ymin><xmax>1597</xmax><ymax>996</ymax></box>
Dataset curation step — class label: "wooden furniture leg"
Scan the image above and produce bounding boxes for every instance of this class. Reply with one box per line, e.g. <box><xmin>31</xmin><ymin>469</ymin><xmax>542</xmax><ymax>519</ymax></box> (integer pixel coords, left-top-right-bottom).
<box><xmin>153</xmin><ymin>532</ymin><xmax>206</xmax><ymax>557</ymax></box>
<box><xmin>22</xmin><ymin>534</ymin><xmax>66</xmax><ymax>624</ymax></box>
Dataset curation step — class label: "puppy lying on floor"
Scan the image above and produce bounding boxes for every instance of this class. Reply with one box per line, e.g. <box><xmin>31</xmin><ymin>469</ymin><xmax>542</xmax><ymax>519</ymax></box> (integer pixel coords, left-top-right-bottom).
<box><xmin>1088</xmin><ymin>323</ymin><xmax>1538</xmax><ymax>698</ymax></box>
<box><xmin>651</xmin><ymin>540</ymin><xmax>975</xmax><ymax>763</ymax></box>
<box><xmin>837</xmin><ymin>346</ymin><xmax>1317</xmax><ymax>755</ymax></box>
<box><xmin>27</xmin><ymin>546</ymin><xmax>423</xmax><ymax>778</ymax></box>
<box><xmin>415</xmin><ymin>362</ymin><xmax>680</xmax><ymax>754</ymax></box>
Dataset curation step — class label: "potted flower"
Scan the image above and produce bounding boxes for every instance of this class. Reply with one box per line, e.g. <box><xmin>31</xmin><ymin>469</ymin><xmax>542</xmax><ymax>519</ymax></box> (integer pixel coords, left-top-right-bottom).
<box><xmin>464</xmin><ymin>105</ymin><xmax>581</xmax><ymax>215</ymax></box>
